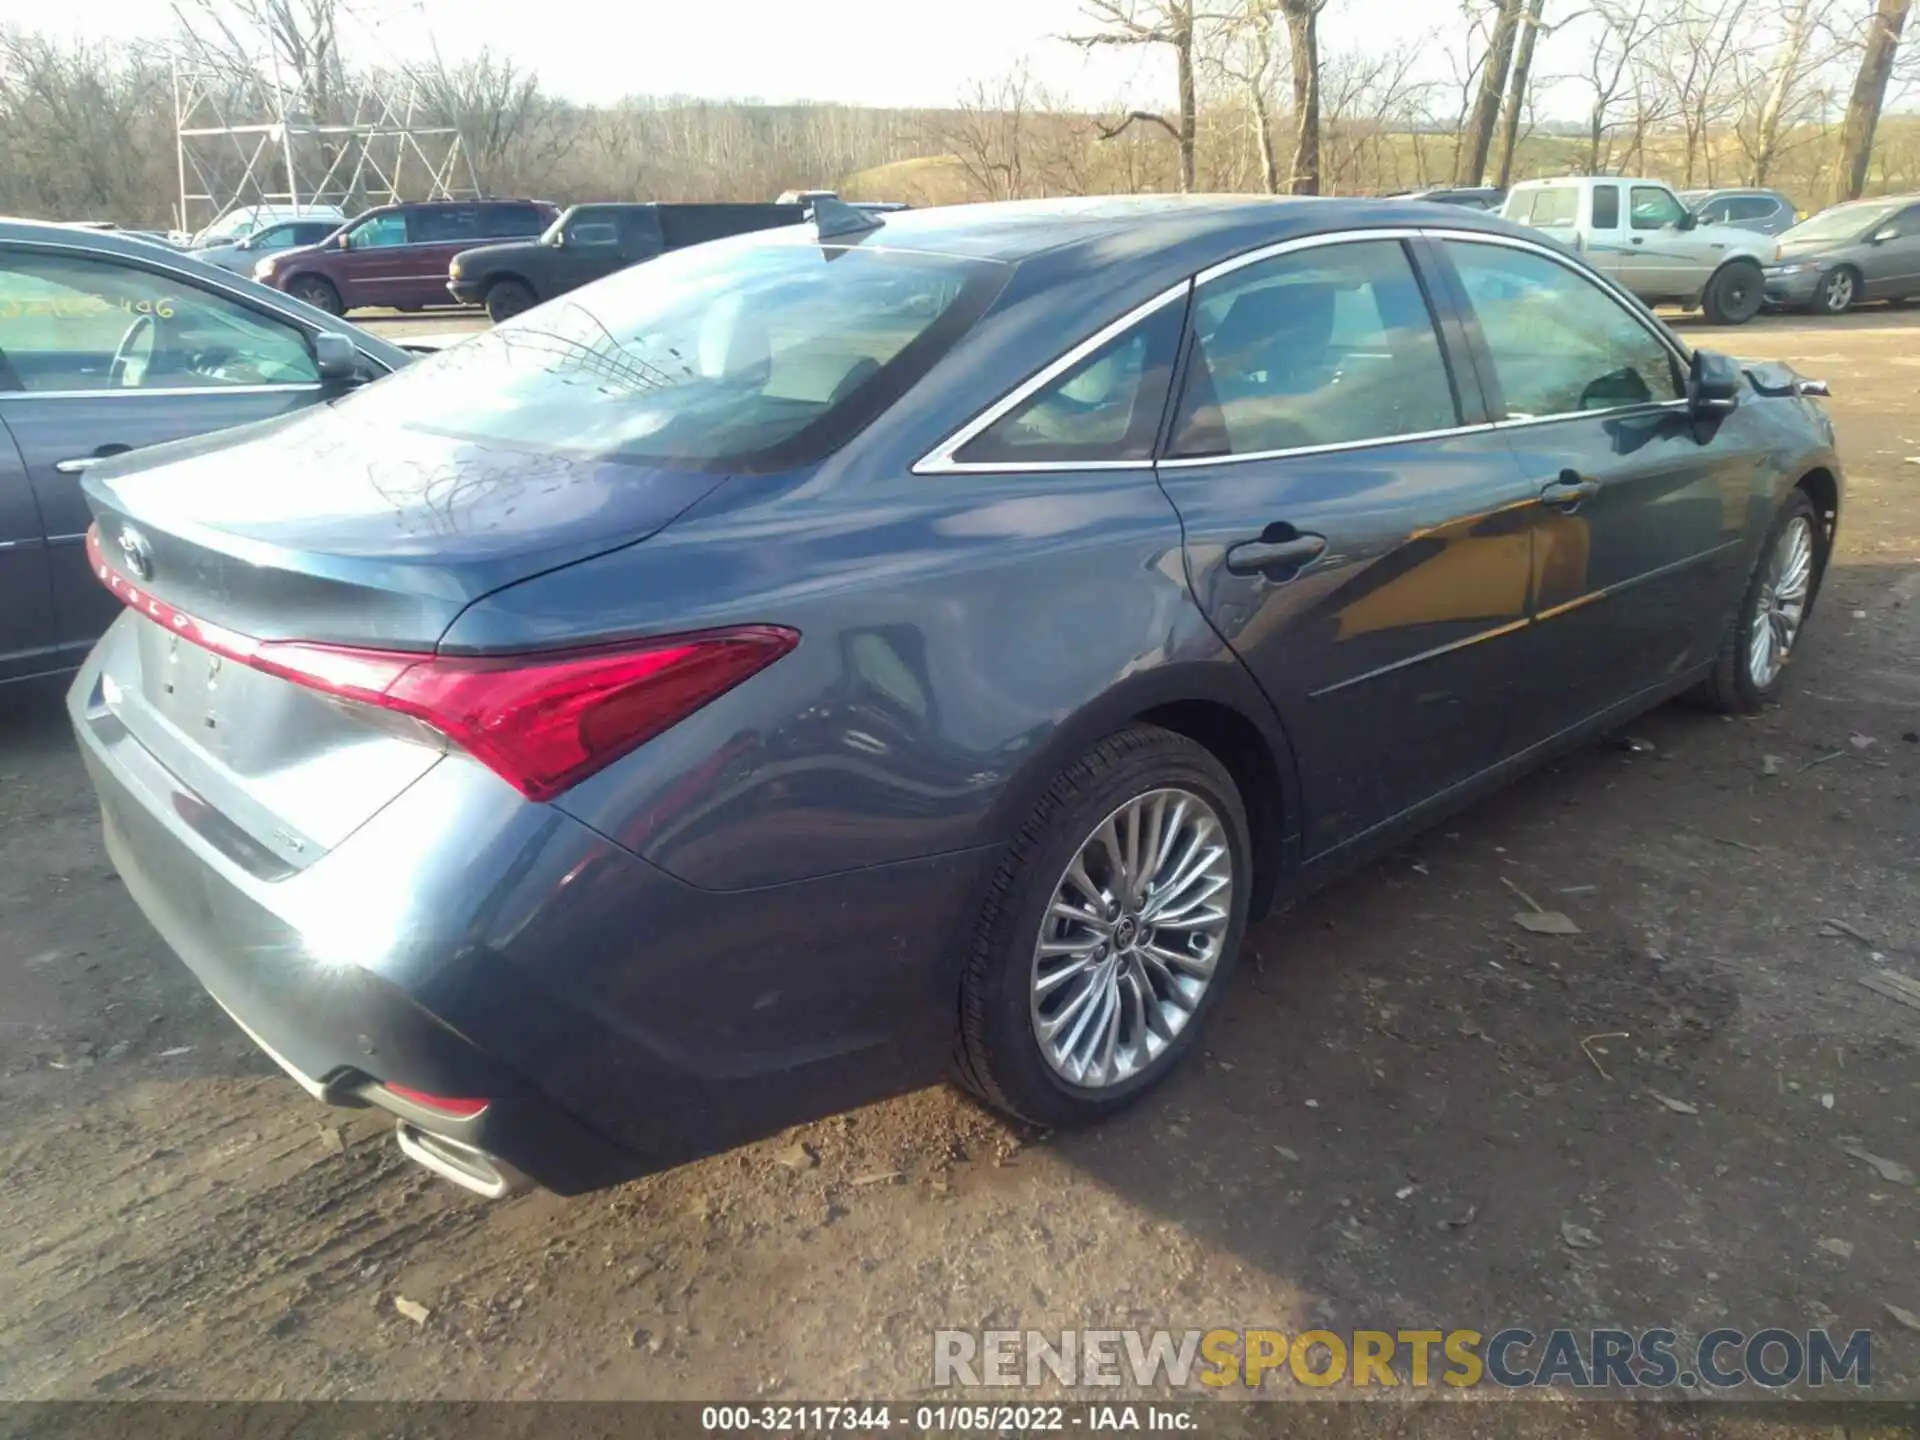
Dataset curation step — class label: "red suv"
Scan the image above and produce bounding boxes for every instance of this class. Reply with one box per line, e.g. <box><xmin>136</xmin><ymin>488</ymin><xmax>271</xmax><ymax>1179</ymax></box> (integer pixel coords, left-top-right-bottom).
<box><xmin>252</xmin><ymin>199</ymin><xmax>559</xmax><ymax>316</ymax></box>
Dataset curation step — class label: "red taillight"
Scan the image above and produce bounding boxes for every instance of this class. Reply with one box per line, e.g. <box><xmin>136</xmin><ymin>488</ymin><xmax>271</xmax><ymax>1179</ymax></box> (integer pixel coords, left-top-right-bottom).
<box><xmin>87</xmin><ymin>524</ymin><xmax>797</xmax><ymax>802</ymax></box>
<box><xmin>383</xmin><ymin>1085</ymin><xmax>489</xmax><ymax>1119</ymax></box>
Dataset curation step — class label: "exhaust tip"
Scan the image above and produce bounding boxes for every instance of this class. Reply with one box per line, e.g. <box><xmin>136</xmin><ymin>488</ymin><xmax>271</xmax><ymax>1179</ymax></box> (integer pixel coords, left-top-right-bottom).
<box><xmin>394</xmin><ymin>1121</ymin><xmax>532</xmax><ymax>1199</ymax></box>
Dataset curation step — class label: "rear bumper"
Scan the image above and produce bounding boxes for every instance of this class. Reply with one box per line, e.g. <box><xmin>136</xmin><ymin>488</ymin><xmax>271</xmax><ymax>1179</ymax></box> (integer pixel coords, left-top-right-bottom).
<box><xmin>67</xmin><ymin>634</ymin><xmax>984</xmax><ymax>1194</ymax></box>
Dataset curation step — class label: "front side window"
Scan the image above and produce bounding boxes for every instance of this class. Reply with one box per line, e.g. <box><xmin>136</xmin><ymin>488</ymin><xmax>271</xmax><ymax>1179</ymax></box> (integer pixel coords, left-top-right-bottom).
<box><xmin>334</xmin><ymin>239</ymin><xmax>1008</xmax><ymax>472</ymax></box>
<box><xmin>1695</xmin><ymin>198</ymin><xmax>1734</xmax><ymax>225</ymax></box>
<box><xmin>1446</xmin><ymin>240</ymin><xmax>1680</xmax><ymax>420</ymax></box>
<box><xmin>1167</xmin><ymin>238</ymin><xmax>1456</xmax><ymax>459</ymax></box>
<box><xmin>954</xmin><ymin>302</ymin><xmax>1183</xmax><ymax>465</ymax></box>
<box><xmin>1631</xmin><ymin>186</ymin><xmax>1689</xmax><ymax>231</ymax></box>
<box><xmin>1881</xmin><ymin>205</ymin><xmax>1920</xmax><ymax>240</ymax></box>
<box><xmin>564</xmin><ymin>211</ymin><xmax>622</xmax><ymax>247</ymax></box>
<box><xmin>0</xmin><ymin>250</ymin><xmax>319</xmax><ymax>392</ymax></box>
<box><xmin>347</xmin><ymin>213</ymin><xmax>408</xmax><ymax>249</ymax></box>
<box><xmin>1731</xmin><ymin>197</ymin><xmax>1779</xmax><ymax>222</ymax></box>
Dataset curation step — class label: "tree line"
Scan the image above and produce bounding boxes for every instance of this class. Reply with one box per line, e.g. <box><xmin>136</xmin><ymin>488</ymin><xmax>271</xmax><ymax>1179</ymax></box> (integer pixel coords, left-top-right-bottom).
<box><xmin>0</xmin><ymin>0</ymin><xmax>1912</xmax><ymax>231</ymax></box>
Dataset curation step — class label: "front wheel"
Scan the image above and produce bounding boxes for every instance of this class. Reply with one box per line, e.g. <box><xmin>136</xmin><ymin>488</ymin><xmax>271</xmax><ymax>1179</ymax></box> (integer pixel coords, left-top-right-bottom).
<box><xmin>1695</xmin><ymin>490</ymin><xmax>1822</xmax><ymax>713</ymax></box>
<box><xmin>287</xmin><ymin>275</ymin><xmax>344</xmax><ymax>316</ymax></box>
<box><xmin>955</xmin><ymin>725</ymin><xmax>1251</xmax><ymax>1129</ymax></box>
<box><xmin>1816</xmin><ymin>267</ymin><xmax>1858</xmax><ymax>315</ymax></box>
<box><xmin>485</xmin><ymin>279</ymin><xmax>537</xmax><ymax>324</ymax></box>
<box><xmin>1702</xmin><ymin>260</ymin><xmax>1765</xmax><ymax>325</ymax></box>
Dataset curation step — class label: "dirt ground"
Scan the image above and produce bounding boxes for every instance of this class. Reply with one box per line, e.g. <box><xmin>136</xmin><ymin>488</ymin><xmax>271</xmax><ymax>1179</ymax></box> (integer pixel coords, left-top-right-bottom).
<box><xmin>1</xmin><ymin>308</ymin><xmax>1916</xmax><ymax>1407</ymax></box>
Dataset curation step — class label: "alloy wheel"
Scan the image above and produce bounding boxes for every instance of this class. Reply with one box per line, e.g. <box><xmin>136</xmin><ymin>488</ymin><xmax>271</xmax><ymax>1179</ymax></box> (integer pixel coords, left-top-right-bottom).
<box><xmin>1749</xmin><ymin>515</ymin><xmax>1815</xmax><ymax>688</ymax></box>
<box><xmin>1029</xmin><ymin>787</ymin><xmax>1233</xmax><ymax>1089</ymax></box>
<box><xmin>1823</xmin><ymin>271</ymin><xmax>1855</xmax><ymax>312</ymax></box>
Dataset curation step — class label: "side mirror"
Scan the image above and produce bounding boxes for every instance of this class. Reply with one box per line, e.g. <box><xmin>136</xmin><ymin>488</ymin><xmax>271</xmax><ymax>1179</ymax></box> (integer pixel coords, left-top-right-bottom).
<box><xmin>1871</xmin><ymin>227</ymin><xmax>1896</xmax><ymax>244</ymax></box>
<box><xmin>1688</xmin><ymin>349</ymin><xmax>1741</xmax><ymax>418</ymax></box>
<box><xmin>312</xmin><ymin>331</ymin><xmax>361</xmax><ymax>383</ymax></box>
<box><xmin>1676</xmin><ymin>211</ymin><xmax>1697</xmax><ymax>231</ymax></box>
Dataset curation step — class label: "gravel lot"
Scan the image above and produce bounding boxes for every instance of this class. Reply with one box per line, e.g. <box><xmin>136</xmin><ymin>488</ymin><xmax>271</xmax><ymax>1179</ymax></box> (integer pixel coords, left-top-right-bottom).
<box><xmin>1</xmin><ymin>308</ymin><xmax>1916</xmax><ymax>1405</ymax></box>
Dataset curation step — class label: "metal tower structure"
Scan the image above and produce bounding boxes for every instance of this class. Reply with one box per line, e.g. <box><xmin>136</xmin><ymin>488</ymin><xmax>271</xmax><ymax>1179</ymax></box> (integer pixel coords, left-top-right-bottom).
<box><xmin>169</xmin><ymin>1</ymin><xmax>481</xmax><ymax>237</ymax></box>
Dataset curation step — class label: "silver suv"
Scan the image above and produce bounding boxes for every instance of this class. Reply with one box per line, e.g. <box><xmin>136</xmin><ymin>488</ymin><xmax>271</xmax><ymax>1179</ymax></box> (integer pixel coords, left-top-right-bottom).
<box><xmin>1680</xmin><ymin>188</ymin><xmax>1801</xmax><ymax>237</ymax></box>
<box><xmin>1502</xmin><ymin>176</ymin><xmax>1774</xmax><ymax>323</ymax></box>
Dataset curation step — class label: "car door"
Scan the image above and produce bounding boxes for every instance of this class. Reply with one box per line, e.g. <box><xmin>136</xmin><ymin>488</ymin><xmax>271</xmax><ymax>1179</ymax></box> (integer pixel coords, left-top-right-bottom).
<box><xmin>0</xmin><ymin>241</ymin><xmax>336</xmax><ymax>663</ymax></box>
<box><xmin>1858</xmin><ymin>203</ymin><xmax>1920</xmax><ymax>300</ymax></box>
<box><xmin>1581</xmin><ymin>183</ymin><xmax>1658</xmax><ymax>291</ymax></box>
<box><xmin>1625</xmin><ymin>184</ymin><xmax>1712</xmax><ymax>294</ymax></box>
<box><xmin>0</xmin><ymin>413</ymin><xmax>56</xmax><ymax>680</ymax></box>
<box><xmin>396</xmin><ymin>206</ymin><xmax>484</xmax><ymax>307</ymax></box>
<box><xmin>1155</xmin><ymin>233</ymin><xmax>1539</xmax><ymax>859</ymax></box>
<box><xmin>334</xmin><ymin>210</ymin><xmax>413</xmax><ymax>309</ymax></box>
<box><xmin>1434</xmin><ymin>236</ymin><xmax>1752</xmax><ymax>747</ymax></box>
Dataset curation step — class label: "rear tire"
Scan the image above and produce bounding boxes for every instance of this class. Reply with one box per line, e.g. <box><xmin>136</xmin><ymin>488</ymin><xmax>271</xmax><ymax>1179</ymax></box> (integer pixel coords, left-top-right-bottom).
<box><xmin>287</xmin><ymin>275</ymin><xmax>343</xmax><ymax>316</ymax></box>
<box><xmin>1702</xmin><ymin>260</ymin><xmax>1765</xmax><ymax>325</ymax></box>
<box><xmin>954</xmin><ymin>725</ymin><xmax>1251</xmax><ymax>1130</ymax></box>
<box><xmin>1693</xmin><ymin>490</ymin><xmax>1822</xmax><ymax>714</ymax></box>
<box><xmin>1815</xmin><ymin>267</ymin><xmax>1858</xmax><ymax>315</ymax></box>
<box><xmin>485</xmin><ymin>279</ymin><xmax>537</xmax><ymax>324</ymax></box>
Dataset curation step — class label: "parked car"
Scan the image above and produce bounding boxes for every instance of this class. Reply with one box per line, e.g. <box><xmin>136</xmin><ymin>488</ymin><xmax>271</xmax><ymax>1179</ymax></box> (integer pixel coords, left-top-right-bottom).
<box><xmin>67</xmin><ymin>197</ymin><xmax>1841</xmax><ymax>1197</ymax></box>
<box><xmin>1678</xmin><ymin>187</ymin><xmax>1801</xmax><ymax>236</ymax></box>
<box><xmin>195</xmin><ymin>218</ymin><xmax>343</xmax><ymax>276</ymax></box>
<box><xmin>252</xmin><ymin>199</ymin><xmax>560</xmax><ymax>316</ymax></box>
<box><xmin>0</xmin><ymin>220</ymin><xmax>410</xmax><ymax>687</ymax></box>
<box><xmin>1384</xmin><ymin>186</ymin><xmax>1507</xmax><ymax>210</ymax></box>
<box><xmin>1763</xmin><ymin>194</ymin><xmax>1920</xmax><ymax>314</ymax></box>
<box><xmin>1502</xmin><ymin>176</ymin><xmax>1773</xmax><ymax>322</ymax></box>
<box><xmin>448</xmin><ymin>202</ymin><xmax>807</xmax><ymax>322</ymax></box>
<box><xmin>189</xmin><ymin>203</ymin><xmax>345</xmax><ymax>250</ymax></box>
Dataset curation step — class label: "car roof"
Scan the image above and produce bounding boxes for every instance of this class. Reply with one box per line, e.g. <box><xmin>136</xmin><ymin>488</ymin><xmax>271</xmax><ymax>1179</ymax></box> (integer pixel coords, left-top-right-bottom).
<box><xmin>799</xmin><ymin>194</ymin><xmax>1526</xmax><ymax>267</ymax></box>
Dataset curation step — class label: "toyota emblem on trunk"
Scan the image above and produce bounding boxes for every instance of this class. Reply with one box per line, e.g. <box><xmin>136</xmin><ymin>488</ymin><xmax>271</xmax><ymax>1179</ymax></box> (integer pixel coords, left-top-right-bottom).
<box><xmin>117</xmin><ymin>526</ymin><xmax>154</xmax><ymax>581</ymax></box>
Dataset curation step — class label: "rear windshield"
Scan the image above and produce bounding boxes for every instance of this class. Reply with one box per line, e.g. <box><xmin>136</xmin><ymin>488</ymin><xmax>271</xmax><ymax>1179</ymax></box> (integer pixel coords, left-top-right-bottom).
<box><xmin>337</xmin><ymin>239</ymin><xmax>1009</xmax><ymax>472</ymax></box>
<box><xmin>1783</xmin><ymin>202</ymin><xmax>1899</xmax><ymax>243</ymax></box>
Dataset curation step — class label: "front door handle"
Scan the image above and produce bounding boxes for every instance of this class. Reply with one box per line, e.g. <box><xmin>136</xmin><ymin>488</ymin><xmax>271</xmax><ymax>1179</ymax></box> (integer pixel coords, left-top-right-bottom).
<box><xmin>1225</xmin><ymin>530</ymin><xmax>1328</xmax><ymax>577</ymax></box>
<box><xmin>55</xmin><ymin>443</ymin><xmax>134</xmax><ymax>475</ymax></box>
<box><xmin>1540</xmin><ymin>470</ymin><xmax>1601</xmax><ymax>508</ymax></box>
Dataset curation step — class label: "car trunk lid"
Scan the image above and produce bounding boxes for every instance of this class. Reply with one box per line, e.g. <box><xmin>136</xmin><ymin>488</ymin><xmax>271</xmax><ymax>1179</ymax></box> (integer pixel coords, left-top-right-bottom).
<box><xmin>78</xmin><ymin>404</ymin><xmax>727</xmax><ymax>867</ymax></box>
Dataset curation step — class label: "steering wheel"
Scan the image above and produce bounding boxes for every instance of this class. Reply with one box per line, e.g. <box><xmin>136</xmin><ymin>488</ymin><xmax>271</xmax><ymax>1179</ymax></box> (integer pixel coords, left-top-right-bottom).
<box><xmin>108</xmin><ymin>312</ymin><xmax>157</xmax><ymax>388</ymax></box>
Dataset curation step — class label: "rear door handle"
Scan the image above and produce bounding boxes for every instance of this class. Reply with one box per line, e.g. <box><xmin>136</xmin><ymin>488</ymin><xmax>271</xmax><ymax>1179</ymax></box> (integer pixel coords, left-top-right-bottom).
<box><xmin>1540</xmin><ymin>471</ymin><xmax>1601</xmax><ymax>508</ymax></box>
<box><xmin>55</xmin><ymin>443</ymin><xmax>134</xmax><ymax>475</ymax></box>
<box><xmin>1225</xmin><ymin>531</ymin><xmax>1328</xmax><ymax>576</ymax></box>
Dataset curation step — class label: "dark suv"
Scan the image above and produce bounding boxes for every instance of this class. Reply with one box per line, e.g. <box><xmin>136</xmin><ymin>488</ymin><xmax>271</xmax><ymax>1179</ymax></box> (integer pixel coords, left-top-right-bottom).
<box><xmin>447</xmin><ymin>203</ymin><xmax>806</xmax><ymax>321</ymax></box>
<box><xmin>253</xmin><ymin>199</ymin><xmax>558</xmax><ymax>316</ymax></box>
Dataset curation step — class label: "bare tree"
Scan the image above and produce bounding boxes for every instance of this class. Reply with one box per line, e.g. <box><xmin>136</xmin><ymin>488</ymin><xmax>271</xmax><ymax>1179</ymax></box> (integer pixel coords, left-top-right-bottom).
<box><xmin>1492</xmin><ymin>0</ymin><xmax>1549</xmax><ymax>185</ymax></box>
<box><xmin>1219</xmin><ymin>0</ymin><xmax>1286</xmax><ymax>191</ymax></box>
<box><xmin>1737</xmin><ymin>0</ymin><xmax>1841</xmax><ymax>183</ymax></box>
<box><xmin>1654</xmin><ymin>0</ymin><xmax>1749</xmax><ymax>186</ymax></box>
<box><xmin>413</xmin><ymin>48</ymin><xmax>548</xmax><ymax>194</ymax></box>
<box><xmin>1831</xmin><ymin>0</ymin><xmax>1913</xmax><ymax>199</ymax></box>
<box><xmin>1578</xmin><ymin>0</ymin><xmax>1663</xmax><ymax>171</ymax></box>
<box><xmin>1066</xmin><ymin>1</ymin><xmax>1222</xmax><ymax>190</ymax></box>
<box><xmin>1457</xmin><ymin>0</ymin><xmax>1525</xmax><ymax>184</ymax></box>
<box><xmin>1279</xmin><ymin>0</ymin><xmax>1329</xmax><ymax>192</ymax></box>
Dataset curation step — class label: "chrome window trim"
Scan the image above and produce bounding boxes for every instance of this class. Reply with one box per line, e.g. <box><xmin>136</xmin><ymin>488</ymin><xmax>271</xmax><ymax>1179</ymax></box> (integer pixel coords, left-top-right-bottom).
<box><xmin>916</xmin><ymin>224</ymin><xmax>1696</xmax><ymax>477</ymax></box>
<box><xmin>0</xmin><ymin>383</ymin><xmax>324</xmax><ymax>401</ymax></box>
<box><xmin>912</xmin><ymin>279</ymin><xmax>1192</xmax><ymax>476</ymax></box>
<box><xmin>0</xmin><ymin>236</ymin><xmax>396</xmax><ymax>375</ymax></box>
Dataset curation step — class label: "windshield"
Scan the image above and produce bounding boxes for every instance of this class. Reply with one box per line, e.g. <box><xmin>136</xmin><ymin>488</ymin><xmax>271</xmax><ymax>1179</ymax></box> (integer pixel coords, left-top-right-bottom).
<box><xmin>1784</xmin><ymin>202</ymin><xmax>1900</xmax><ymax>244</ymax></box>
<box><xmin>335</xmin><ymin>237</ymin><xmax>1009</xmax><ymax>472</ymax></box>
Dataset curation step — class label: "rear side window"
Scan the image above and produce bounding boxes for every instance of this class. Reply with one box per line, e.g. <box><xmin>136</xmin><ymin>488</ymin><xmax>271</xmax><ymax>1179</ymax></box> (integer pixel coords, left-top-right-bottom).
<box><xmin>336</xmin><ymin>240</ymin><xmax>1009</xmax><ymax>473</ymax></box>
<box><xmin>1731</xmin><ymin>197</ymin><xmax>1778</xmax><ymax>222</ymax></box>
<box><xmin>1167</xmin><ymin>238</ymin><xmax>1456</xmax><ymax>459</ymax></box>
<box><xmin>1591</xmin><ymin>185</ymin><xmax>1621</xmax><ymax>229</ymax></box>
<box><xmin>413</xmin><ymin>207</ymin><xmax>483</xmax><ymax>244</ymax></box>
<box><xmin>953</xmin><ymin>301</ymin><xmax>1183</xmax><ymax>465</ymax></box>
<box><xmin>1446</xmin><ymin>240</ymin><xmax>1680</xmax><ymax>418</ymax></box>
<box><xmin>484</xmin><ymin>204</ymin><xmax>546</xmax><ymax>239</ymax></box>
<box><xmin>1524</xmin><ymin>188</ymin><xmax>1579</xmax><ymax>227</ymax></box>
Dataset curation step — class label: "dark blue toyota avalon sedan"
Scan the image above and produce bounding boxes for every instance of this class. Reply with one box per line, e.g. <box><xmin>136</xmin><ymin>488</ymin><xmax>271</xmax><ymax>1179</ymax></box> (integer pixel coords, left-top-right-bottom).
<box><xmin>67</xmin><ymin>196</ymin><xmax>1841</xmax><ymax>1196</ymax></box>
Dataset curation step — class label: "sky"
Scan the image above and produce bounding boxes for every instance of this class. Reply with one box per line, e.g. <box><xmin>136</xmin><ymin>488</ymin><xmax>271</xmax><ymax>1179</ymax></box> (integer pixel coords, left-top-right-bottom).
<box><xmin>0</xmin><ymin>0</ymin><xmax>1540</xmax><ymax>114</ymax></box>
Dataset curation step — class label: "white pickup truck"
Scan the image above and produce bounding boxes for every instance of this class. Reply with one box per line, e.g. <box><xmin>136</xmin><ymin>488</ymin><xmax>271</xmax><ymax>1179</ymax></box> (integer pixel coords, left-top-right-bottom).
<box><xmin>1500</xmin><ymin>176</ymin><xmax>1773</xmax><ymax>324</ymax></box>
